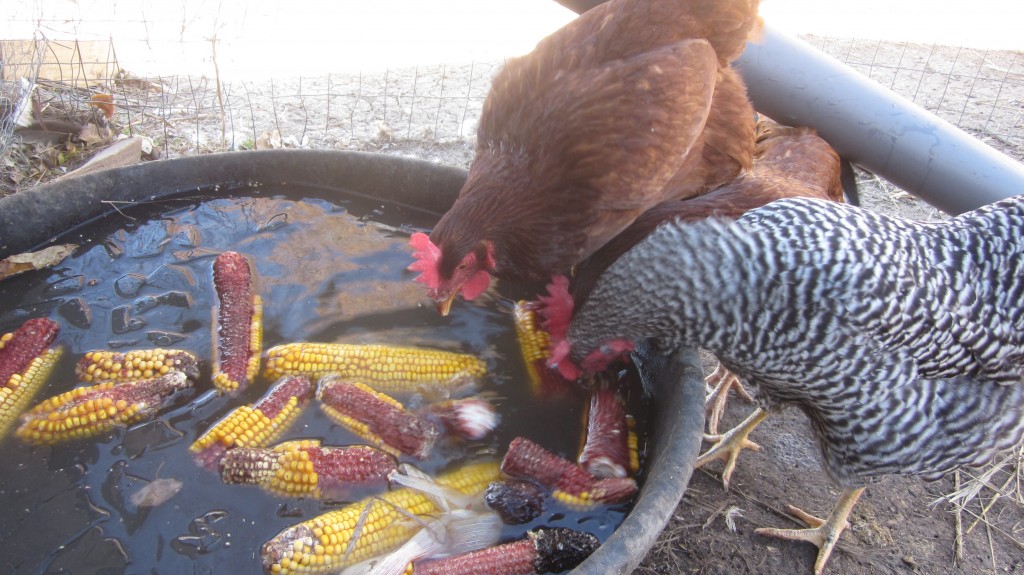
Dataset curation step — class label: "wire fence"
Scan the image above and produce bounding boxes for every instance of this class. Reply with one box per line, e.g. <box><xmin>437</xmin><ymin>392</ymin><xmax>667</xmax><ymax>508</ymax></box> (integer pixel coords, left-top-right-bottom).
<box><xmin>2</xmin><ymin>12</ymin><xmax>1022</xmax><ymax>195</ymax></box>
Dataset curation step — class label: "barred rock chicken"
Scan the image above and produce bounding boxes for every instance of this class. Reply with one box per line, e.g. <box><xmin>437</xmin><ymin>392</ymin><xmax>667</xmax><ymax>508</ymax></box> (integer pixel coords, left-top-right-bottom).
<box><xmin>409</xmin><ymin>0</ymin><xmax>761</xmax><ymax>315</ymax></box>
<box><xmin>553</xmin><ymin>195</ymin><xmax>1024</xmax><ymax>574</ymax></box>
<box><xmin>539</xmin><ymin>120</ymin><xmax>847</xmax><ymax>437</ymax></box>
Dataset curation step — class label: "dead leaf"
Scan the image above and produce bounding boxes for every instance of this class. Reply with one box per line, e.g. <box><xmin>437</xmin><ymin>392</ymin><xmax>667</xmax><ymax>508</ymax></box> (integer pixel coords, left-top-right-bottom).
<box><xmin>129</xmin><ymin>477</ymin><xmax>183</xmax><ymax>507</ymax></box>
<box><xmin>0</xmin><ymin>243</ymin><xmax>78</xmax><ymax>281</ymax></box>
<box><xmin>77</xmin><ymin>123</ymin><xmax>109</xmax><ymax>146</ymax></box>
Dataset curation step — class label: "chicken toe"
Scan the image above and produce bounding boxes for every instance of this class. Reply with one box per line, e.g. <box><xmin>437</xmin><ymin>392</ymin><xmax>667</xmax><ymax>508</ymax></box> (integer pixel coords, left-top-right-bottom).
<box><xmin>754</xmin><ymin>486</ymin><xmax>865</xmax><ymax>575</ymax></box>
<box><xmin>704</xmin><ymin>363</ymin><xmax>754</xmax><ymax>435</ymax></box>
<box><xmin>695</xmin><ymin>407</ymin><xmax>767</xmax><ymax>489</ymax></box>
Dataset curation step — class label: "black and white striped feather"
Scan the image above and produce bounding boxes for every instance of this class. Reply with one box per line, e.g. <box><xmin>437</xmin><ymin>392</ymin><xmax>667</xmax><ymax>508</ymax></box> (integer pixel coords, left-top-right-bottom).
<box><xmin>566</xmin><ymin>195</ymin><xmax>1024</xmax><ymax>487</ymax></box>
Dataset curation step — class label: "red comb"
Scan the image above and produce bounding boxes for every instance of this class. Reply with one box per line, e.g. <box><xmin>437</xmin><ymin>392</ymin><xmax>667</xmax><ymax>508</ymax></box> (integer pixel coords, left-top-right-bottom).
<box><xmin>408</xmin><ymin>232</ymin><xmax>441</xmax><ymax>289</ymax></box>
<box><xmin>537</xmin><ymin>275</ymin><xmax>574</xmax><ymax>341</ymax></box>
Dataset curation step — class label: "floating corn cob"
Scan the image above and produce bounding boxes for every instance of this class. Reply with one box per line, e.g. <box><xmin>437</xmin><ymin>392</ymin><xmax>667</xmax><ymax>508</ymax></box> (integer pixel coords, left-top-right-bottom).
<box><xmin>483</xmin><ymin>479</ymin><xmax>545</xmax><ymax>525</ymax></box>
<box><xmin>263</xmin><ymin>342</ymin><xmax>486</xmax><ymax>395</ymax></box>
<box><xmin>212</xmin><ymin>251</ymin><xmax>262</xmax><ymax>393</ymax></box>
<box><xmin>425</xmin><ymin>396</ymin><xmax>499</xmax><ymax>441</ymax></box>
<box><xmin>501</xmin><ymin>437</ymin><xmax>637</xmax><ymax>510</ymax></box>
<box><xmin>220</xmin><ymin>439</ymin><xmax>396</xmax><ymax>498</ymax></box>
<box><xmin>191</xmin><ymin>374</ymin><xmax>313</xmax><ymax>470</ymax></box>
<box><xmin>578</xmin><ymin>375</ymin><xmax>632</xmax><ymax>479</ymax></box>
<box><xmin>17</xmin><ymin>370</ymin><xmax>192</xmax><ymax>445</ymax></box>
<box><xmin>408</xmin><ymin>527</ymin><xmax>600</xmax><ymax>575</ymax></box>
<box><xmin>317</xmin><ymin>375</ymin><xmax>440</xmax><ymax>459</ymax></box>
<box><xmin>76</xmin><ymin>348</ymin><xmax>199</xmax><ymax>382</ymax></box>
<box><xmin>261</xmin><ymin>460</ymin><xmax>500</xmax><ymax>575</ymax></box>
<box><xmin>0</xmin><ymin>318</ymin><xmax>61</xmax><ymax>440</ymax></box>
<box><xmin>513</xmin><ymin>301</ymin><xmax>572</xmax><ymax>397</ymax></box>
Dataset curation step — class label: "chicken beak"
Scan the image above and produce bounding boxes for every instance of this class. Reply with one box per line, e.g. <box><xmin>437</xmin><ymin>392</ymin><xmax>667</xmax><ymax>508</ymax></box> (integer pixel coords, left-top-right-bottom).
<box><xmin>436</xmin><ymin>291</ymin><xmax>458</xmax><ymax>316</ymax></box>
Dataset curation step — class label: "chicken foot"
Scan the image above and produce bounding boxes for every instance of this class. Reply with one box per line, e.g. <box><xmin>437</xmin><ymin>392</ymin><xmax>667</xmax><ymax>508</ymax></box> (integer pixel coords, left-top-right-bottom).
<box><xmin>704</xmin><ymin>363</ymin><xmax>754</xmax><ymax>435</ymax></box>
<box><xmin>754</xmin><ymin>486</ymin><xmax>865</xmax><ymax>575</ymax></box>
<box><xmin>695</xmin><ymin>407</ymin><xmax>767</xmax><ymax>489</ymax></box>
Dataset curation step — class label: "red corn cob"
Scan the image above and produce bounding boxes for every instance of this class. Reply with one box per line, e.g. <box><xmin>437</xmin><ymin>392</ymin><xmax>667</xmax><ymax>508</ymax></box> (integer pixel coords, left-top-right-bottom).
<box><xmin>317</xmin><ymin>375</ymin><xmax>440</xmax><ymax>459</ymax></box>
<box><xmin>578</xmin><ymin>374</ymin><xmax>631</xmax><ymax>479</ymax></box>
<box><xmin>410</xmin><ymin>527</ymin><xmax>600</xmax><ymax>575</ymax></box>
<box><xmin>212</xmin><ymin>251</ymin><xmax>262</xmax><ymax>393</ymax></box>
<box><xmin>1</xmin><ymin>318</ymin><xmax>61</xmax><ymax>440</ymax></box>
<box><xmin>191</xmin><ymin>374</ymin><xmax>313</xmax><ymax>470</ymax></box>
<box><xmin>0</xmin><ymin>318</ymin><xmax>59</xmax><ymax>387</ymax></box>
<box><xmin>17</xmin><ymin>370</ymin><xmax>192</xmax><ymax>444</ymax></box>
<box><xmin>501</xmin><ymin>437</ymin><xmax>637</xmax><ymax>510</ymax></box>
<box><xmin>220</xmin><ymin>439</ymin><xmax>396</xmax><ymax>498</ymax></box>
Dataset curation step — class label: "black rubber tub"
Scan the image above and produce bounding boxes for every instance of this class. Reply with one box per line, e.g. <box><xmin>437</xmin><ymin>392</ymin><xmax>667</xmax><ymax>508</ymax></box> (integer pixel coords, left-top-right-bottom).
<box><xmin>0</xmin><ymin>150</ymin><xmax>704</xmax><ymax>574</ymax></box>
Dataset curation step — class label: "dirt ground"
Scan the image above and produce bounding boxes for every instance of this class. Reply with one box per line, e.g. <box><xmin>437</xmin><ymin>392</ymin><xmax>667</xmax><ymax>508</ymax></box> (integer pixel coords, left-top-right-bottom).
<box><xmin>3</xmin><ymin>29</ymin><xmax>1023</xmax><ymax>575</ymax></box>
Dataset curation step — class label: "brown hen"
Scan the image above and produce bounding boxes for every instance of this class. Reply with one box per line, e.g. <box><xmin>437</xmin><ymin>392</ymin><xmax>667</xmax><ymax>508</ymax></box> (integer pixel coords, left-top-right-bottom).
<box><xmin>409</xmin><ymin>0</ymin><xmax>761</xmax><ymax>314</ymax></box>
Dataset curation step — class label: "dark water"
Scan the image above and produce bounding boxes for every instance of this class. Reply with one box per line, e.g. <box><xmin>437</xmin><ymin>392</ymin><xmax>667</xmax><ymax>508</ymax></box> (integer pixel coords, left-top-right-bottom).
<box><xmin>0</xmin><ymin>187</ymin><xmax>644</xmax><ymax>574</ymax></box>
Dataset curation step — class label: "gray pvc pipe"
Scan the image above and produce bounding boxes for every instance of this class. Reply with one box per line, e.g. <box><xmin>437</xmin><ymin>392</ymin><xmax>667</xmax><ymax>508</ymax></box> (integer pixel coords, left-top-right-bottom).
<box><xmin>736</xmin><ymin>24</ymin><xmax>1024</xmax><ymax>215</ymax></box>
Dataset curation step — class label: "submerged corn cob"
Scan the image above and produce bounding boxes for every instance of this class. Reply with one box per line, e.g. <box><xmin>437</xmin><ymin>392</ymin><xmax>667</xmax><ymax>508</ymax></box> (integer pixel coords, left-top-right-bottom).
<box><xmin>484</xmin><ymin>479</ymin><xmax>545</xmax><ymax>525</ymax></box>
<box><xmin>501</xmin><ymin>437</ymin><xmax>637</xmax><ymax>510</ymax></box>
<box><xmin>578</xmin><ymin>375</ymin><xmax>631</xmax><ymax>479</ymax></box>
<box><xmin>212</xmin><ymin>251</ymin><xmax>263</xmax><ymax>393</ymax></box>
<box><xmin>261</xmin><ymin>460</ymin><xmax>500</xmax><ymax>575</ymax></box>
<box><xmin>17</xmin><ymin>370</ymin><xmax>192</xmax><ymax>445</ymax></box>
<box><xmin>409</xmin><ymin>527</ymin><xmax>600</xmax><ymax>575</ymax></box>
<box><xmin>220</xmin><ymin>439</ymin><xmax>396</xmax><ymax>498</ymax></box>
<box><xmin>0</xmin><ymin>318</ymin><xmax>61</xmax><ymax>440</ymax></box>
<box><xmin>264</xmin><ymin>342</ymin><xmax>486</xmax><ymax>395</ymax></box>
<box><xmin>191</xmin><ymin>374</ymin><xmax>313</xmax><ymax>470</ymax></box>
<box><xmin>317</xmin><ymin>375</ymin><xmax>440</xmax><ymax>459</ymax></box>
<box><xmin>513</xmin><ymin>301</ymin><xmax>572</xmax><ymax>397</ymax></box>
<box><xmin>76</xmin><ymin>348</ymin><xmax>199</xmax><ymax>382</ymax></box>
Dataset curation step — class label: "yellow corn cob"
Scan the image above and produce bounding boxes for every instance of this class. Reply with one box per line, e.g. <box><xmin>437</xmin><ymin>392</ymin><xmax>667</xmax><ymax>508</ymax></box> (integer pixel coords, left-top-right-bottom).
<box><xmin>17</xmin><ymin>370</ymin><xmax>192</xmax><ymax>445</ymax></box>
<box><xmin>1</xmin><ymin>348</ymin><xmax>61</xmax><ymax>441</ymax></box>
<box><xmin>220</xmin><ymin>439</ymin><xmax>396</xmax><ymax>498</ymax></box>
<box><xmin>263</xmin><ymin>342</ymin><xmax>486</xmax><ymax>395</ymax></box>
<box><xmin>261</xmin><ymin>461</ymin><xmax>500</xmax><ymax>575</ymax></box>
<box><xmin>191</xmin><ymin>374</ymin><xmax>312</xmax><ymax>470</ymax></box>
<box><xmin>513</xmin><ymin>301</ymin><xmax>570</xmax><ymax>397</ymax></box>
<box><xmin>76</xmin><ymin>348</ymin><xmax>199</xmax><ymax>382</ymax></box>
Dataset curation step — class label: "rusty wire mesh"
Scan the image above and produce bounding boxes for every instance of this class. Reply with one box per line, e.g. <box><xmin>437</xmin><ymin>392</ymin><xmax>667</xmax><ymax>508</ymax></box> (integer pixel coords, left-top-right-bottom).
<box><xmin>1</xmin><ymin>12</ymin><xmax>1022</xmax><ymax>192</ymax></box>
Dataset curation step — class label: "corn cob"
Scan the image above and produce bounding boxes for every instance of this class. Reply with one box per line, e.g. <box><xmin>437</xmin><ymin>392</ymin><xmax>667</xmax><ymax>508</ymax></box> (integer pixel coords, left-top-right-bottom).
<box><xmin>425</xmin><ymin>396</ymin><xmax>499</xmax><ymax>441</ymax></box>
<box><xmin>17</xmin><ymin>370</ymin><xmax>192</xmax><ymax>445</ymax></box>
<box><xmin>220</xmin><ymin>440</ymin><xmax>395</xmax><ymax>498</ymax></box>
<box><xmin>501</xmin><ymin>437</ymin><xmax>637</xmax><ymax>510</ymax></box>
<box><xmin>212</xmin><ymin>251</ymin><xmax>262</xmax><ymax>393</ymax></box>
<box><xmin>261</xmin><ymin>460</ymin><xmax>500</xmax><ymax>575</ymax></box>
<box><xmin>317</xmin><ymin>376</ymin><xmax>439</xmax><ymax>459</ymax></box>
<box><xmin>578</xmin><ymin>375</ymin><xmax>631</xmax><ymax>479</ymax></box>
<box><xmin>191</xmin><ymin>374</ymin><xmax>313</xmax><ymax>470</ymax></box>
<box><xmin>408</xmin><ymin>527</ymin><xmax>600</xmax><ymax>575</ymax></box>
<box><xmin>75</xmin><ymin>348</ymin><xmax>199</xmax><ymax>382</ymax></box>
<box><xmin>1</xmin><ymin>318</ymin><xmax>61</xmax><ymax>440</ymax></box>
<box><xmin>263</xmin><ymin>342</ymin><xmax>486</xmax><ymax>395</ymax></box>
<box><xmin>483</xmin><ymin>479</ymin><xmax>545</xmax><ymax>525</ymax></box>
<box><xmin>513</xmin><ymin>301</ymin><xmax>572</xmax><ymax>397</ymax></box>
